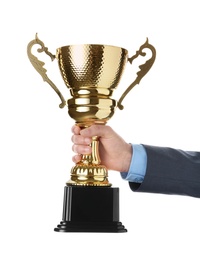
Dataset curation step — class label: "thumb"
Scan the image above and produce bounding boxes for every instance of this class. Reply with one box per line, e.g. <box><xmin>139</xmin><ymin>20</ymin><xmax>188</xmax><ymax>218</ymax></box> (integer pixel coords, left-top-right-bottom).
<box><xmin>80</xmin><ymin>125</ymin><xmax>113</xmax><ymax>138</ymax></box>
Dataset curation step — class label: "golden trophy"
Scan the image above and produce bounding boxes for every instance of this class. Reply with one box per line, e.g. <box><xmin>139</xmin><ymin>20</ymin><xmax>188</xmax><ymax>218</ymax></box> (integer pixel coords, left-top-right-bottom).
<box><xmin>27</xmin><ymin>34</ymin><xmax>156</xmax><ymax>232</ymax></box>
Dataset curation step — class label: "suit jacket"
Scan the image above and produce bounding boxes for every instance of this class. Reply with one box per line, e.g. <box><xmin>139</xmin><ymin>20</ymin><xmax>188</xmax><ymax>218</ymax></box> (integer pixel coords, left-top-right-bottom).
<box><xmin>129</xmin><ymin>145</ymin><xmax>200</xmax><ymax>198</ymax></box>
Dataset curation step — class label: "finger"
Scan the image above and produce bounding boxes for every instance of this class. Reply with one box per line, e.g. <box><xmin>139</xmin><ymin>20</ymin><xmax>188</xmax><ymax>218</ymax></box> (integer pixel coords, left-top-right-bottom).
<box><xmin>72</xmin><ymin>144</ymin><xmax>92</xmax><ymax>154</ymax></box>
<box><xmin>71</xmin><ymin>125</ymin><xmax>81</xmax><ymax>134</ymax></box>
<box><xmin>72</xmin><ymin>154</ymin><xmax>82</xmax><ymax>163</ymax></box>
<box><xmin>71</xmin><ymin>134</ymin><xmax>92</xmax><ymax>145</ymax></box>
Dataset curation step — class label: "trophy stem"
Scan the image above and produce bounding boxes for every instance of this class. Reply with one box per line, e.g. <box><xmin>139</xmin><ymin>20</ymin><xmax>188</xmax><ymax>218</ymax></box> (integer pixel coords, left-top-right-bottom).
<box><xmin>81</xmin><ymin>136</ymin><xmax>100</xmax><ymax>164</ymax></box>
<box><xmin>67</xmin><ymin>136</ymin><xmax>111</xmax><ymax>186</ymax></box>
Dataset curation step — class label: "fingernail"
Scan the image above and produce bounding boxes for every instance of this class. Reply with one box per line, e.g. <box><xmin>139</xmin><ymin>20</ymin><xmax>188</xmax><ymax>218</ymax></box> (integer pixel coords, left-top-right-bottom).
<box><xmin>84</xmin><ymin>137</ymin><xmax>91</xmax><ymax>145</ymax></box>
<box><xmin>84</xmin><ymin>146</ymin><xmax>91</xmax><ymax>153</ymax></box>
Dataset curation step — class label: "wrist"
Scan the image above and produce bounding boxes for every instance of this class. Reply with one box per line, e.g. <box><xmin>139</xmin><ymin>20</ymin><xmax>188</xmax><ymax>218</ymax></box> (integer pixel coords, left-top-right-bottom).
<box><xmin>121</xmin><ymin>143</ymin><xmax>132</xmax><ymax>172</ymax></box>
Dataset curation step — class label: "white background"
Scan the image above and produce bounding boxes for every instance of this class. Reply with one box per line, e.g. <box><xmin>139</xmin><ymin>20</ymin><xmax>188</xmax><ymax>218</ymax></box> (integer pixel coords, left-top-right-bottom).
<box><xmin>1</xmin><ymin>0</ymin><xmax>200</xmax><ymax>259</ymax></box>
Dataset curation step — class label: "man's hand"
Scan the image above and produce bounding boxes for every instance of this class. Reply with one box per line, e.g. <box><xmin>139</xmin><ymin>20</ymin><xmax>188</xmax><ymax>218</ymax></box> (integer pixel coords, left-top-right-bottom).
<box><xmin>71</xmin><ymin>125</ymin><xmax>132</xmax><ymax>173</ymax></box>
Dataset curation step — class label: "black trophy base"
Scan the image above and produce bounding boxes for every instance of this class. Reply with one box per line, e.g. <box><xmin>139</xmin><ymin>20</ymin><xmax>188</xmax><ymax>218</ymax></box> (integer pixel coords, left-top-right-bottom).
<box><xmin>54</xmin><ymin>186</ymin><xmax>127</xmax><ymax>233</ymax></box>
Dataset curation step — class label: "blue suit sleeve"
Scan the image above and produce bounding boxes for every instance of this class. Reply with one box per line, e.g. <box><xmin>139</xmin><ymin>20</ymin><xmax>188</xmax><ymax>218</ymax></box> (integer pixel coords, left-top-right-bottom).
<box><xmin>121</xmin><ymin>144</ymin><xmax>147</xmax><ymax>183</ymax></box>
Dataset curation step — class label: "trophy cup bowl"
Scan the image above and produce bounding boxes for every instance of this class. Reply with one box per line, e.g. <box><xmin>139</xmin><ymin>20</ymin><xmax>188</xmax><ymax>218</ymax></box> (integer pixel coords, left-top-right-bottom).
<box><xmin>57</xmin><ymin>44</ymin><xmax>128</xmax><ymax>125</ymax></box>
<box><xmin>27</xmin><ymin>34</ymin><xmax>156</xmax><ymax>232</ymax></box>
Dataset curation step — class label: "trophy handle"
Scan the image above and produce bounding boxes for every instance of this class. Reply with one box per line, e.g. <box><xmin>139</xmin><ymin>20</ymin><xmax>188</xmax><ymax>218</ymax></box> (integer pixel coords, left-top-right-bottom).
<box><xmin>117</xmin><ymin>38</ymin><xmax>156</xmax><ymax>110</ymax></box>
<box><xmin>27</xmin><ymin>33</ymin><xmax>66</xmax><ymax>108</ymax></box>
